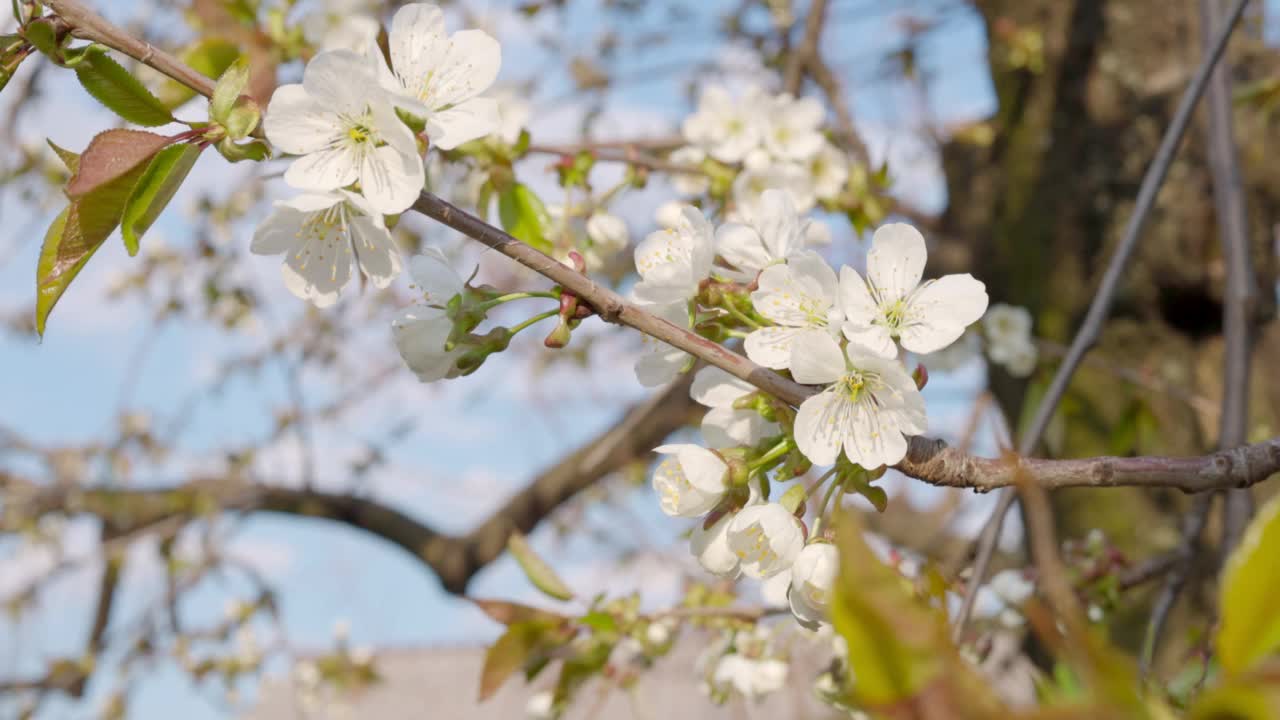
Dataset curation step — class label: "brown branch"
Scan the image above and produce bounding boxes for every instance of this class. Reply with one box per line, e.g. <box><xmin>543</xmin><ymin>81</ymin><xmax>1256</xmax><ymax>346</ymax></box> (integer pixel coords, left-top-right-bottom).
<box><xmin>783</xmin><ymin>0</ymin><xmax>828</xmax><ymax>94</ymax></box>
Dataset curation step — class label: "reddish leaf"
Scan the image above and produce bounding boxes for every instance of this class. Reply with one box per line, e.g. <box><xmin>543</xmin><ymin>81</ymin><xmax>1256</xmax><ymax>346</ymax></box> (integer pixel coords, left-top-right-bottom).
<box><xmin>65</xmin><ymin>129</ymin><xmax>174</xmax><ymax>199</ymax></box>
<box><xmin>470</xmin><ymin>598</ymin><xmax>566</xmax><ymax>627</ymax></box>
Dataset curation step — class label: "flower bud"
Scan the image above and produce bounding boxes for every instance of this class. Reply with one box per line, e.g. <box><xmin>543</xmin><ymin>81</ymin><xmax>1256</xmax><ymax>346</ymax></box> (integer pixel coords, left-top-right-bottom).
<box><xmin>912</xmin><ymin>363</ymin><xmax>929</xmax><ymax>390</ymax></box>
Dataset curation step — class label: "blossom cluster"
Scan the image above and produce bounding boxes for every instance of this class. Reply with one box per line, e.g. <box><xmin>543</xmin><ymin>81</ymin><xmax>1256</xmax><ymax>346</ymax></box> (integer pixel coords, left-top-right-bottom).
<box><xmin>635</xmin><ymin>193</ymin><xmax>988</xmax><ymax>630</ymax></box>
<box><xmin>253</xmin><ymin>3</ymin><xmax>504</xmax><ymax>307</ymax></box>
<box><xmin>670</xmin><ymin>84</ymin><xmax>850</xmax><ymax>217</ymax></box>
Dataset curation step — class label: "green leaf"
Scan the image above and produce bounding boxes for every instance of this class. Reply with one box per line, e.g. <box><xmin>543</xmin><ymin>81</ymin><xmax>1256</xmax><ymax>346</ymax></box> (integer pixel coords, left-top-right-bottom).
<box><xmin>470</xmin><ymin>598</ymin><xmax>566</xmax><ymax>627</ymax></box>
<box><xmin>478</xmin><ymin>619</ymin><xmax>570</xmax><ymax>702</ymax></box>
<box><xmin>37</xmin><ymin>148</ymin><xmax>152</xmax><ymax>336</ymax></box>
<box><xmin>216</xmin><ymin>136</ymin><xmax>270</xmax><ymax>163</ymax></box>
<box><xmin>74</xmin><ymin>47</ymin><xmax>175</xmax><ymax>127</ymax></box>
<box><xmin>22</xmin><ymin>18</ymin><xmax>60</xmax><ymax>59</ymax></box>
<box><xmin>210</xmin><ymin>57</ymin><xmax>250</xmax><ymax>124</ymax></box>
<box><xmin>66</xmin><ymin>129</ymin><xmax>174</xmax><ymax>198</ymax></box>
<box><xmin>46</xmin><ymin>140</ymin><xmax>80</xmax><ymax>174</ymax></box>
<box><xmin>829</xmin><ymin>514</ymin><xmax>947</xmax><ymax>708</ymax></box>
<box><xmin>1189</xmin><ymin>681</ymin><xmax>1280</xmax><ymax>720</ymax></box>
<box><xmin>497</xmin><ymin>183</ymin><xmax>554</xmax><ymax>254</ymax></box>
<box><xmin>1217</xmin><ymin>493</ymin><xmax>1280</xmax><ymax>674</ymax></box>
<box><xmin>507</xmin><ymin>531</ymin><xmax>574</xmax><ymax>602</ymax></box>
<box><xmin>121</xmin><ymin>143</ymin><xmax>202</xmax><ymax>255</ymax></box>
<box><xmin>160</xmin><ymin>38</ymin><xmax>240</xmax><ymax>110</ymax></box>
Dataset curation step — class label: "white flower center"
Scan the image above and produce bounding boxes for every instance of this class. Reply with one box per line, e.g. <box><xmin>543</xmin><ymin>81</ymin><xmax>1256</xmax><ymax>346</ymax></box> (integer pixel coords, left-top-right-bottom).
<box><xmin>655</xmin><ymin>457</ymin><xmax>694</xmax><ymax>509</ymax></box>
<box><xmin>734</xmin><ymin>522</ymin><xmax>778</xmax><ymax>567</ymax></box>
<box><xmin>293</xmin><ymin>203</ymin><xmax>354</xmax><ymax>280</ymax></box>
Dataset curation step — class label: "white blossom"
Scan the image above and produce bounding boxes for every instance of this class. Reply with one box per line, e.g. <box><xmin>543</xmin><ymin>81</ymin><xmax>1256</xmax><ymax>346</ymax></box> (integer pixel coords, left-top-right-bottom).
<box><xmin>670</xmin><ymin>145</ymin><xmax>710</xmax><ymax>195</ymax></box>
<box><xmin>732</xmin><ymin>161</ymin><xmax>815</xmax><ymax>215</ymax></box>
<box><xmin>652</xmin><ymin>201</ymin><xmax>686</xmax><ymax>230</ymax></box>
<box><xmin>489</xmin><ymin>88</ymin><xmax>531</xmax><ymax>145</ymax></box>
<box><xmin>712</xmin><ymin>655</ymin><xmax>789</xmax><ymax>700</ymax></box>
<box><xmin>585</xmin><ymin>212</ymin><xmax>629</xmax><ymax>258</ymax></box>
<box><xmin>727</xmin><ymin>502</ymin><xmax>805</xmax><ymax>579</ymax></box>
<box><xmin>632</xmin><ymin>204</ymin><xmax>714</xmax><ymax>305</ymax></box>
<box><xmin>715</xmin><ymin>189</ymin><xmax>812</xmax><ymax>278</ymax></box>
<box><xmin>634</xmin><ymin>300</ymin><xmax>693</xmax><ymax>386</ymax></box>
<box><xmin>840</xmin><ymin>223</ymin><xmax>988</xmax><ymax>358</ymax></box>
<box><xmin>983</xmin><ymin>303</ymin><xmax>1033</xmax><ymax>345</ymax></box>
<box><xmin>762</xmin><ymin>93</ymin><xmax>825</xmax><ymax>162</ymax></box>
<box><xmin>791</xmin><ymin>330</ymin><xmax>927</xmax><ymax>468</ymax></box>
<box><xmin>372</xmin><ymin>3</ymin><xmax>502</xmax><ymax>149</ymax></box>
<box><xmin>302</xmin><ymin>0</ymin><xmax>380</xmax><ymax>53</ymax></box>
<box><xmin>990</xmin><ymin>569</ymin><xmax>1034</xmax><ymax>607</ymax></box>
<box><xmin>760</xmin><ymin>568</ymin><xmax>792</xmax><ymax>607</ymax></box>
<box><xmin>651</xmin><ymin>444</ymin><xmax>728</xmax><ymax>518</ymax></box>
<box><xmin>691</xmin><ymin>512</ymin><xmax>741</xmax><ymax>577</ymax></box>
<box><xmin>809</xmin><ymin>141</ymin><xmax>849</xmax><ymax>201</ymax></box>
<box><xmin>984</xmin><ymin>303</ymin><xmax>1038</xmax><ymax>377</ymax></box>
<box><xmin>682</xmin><ymin>84</ymin><xmax>765</xmax><ymax>164</ymax></box>
<box><xmin>992</xmin><ymin>336</ymin><xmax>1038</xmax><ymax>377</ymax></box>
<box><xmin>744</xmin><ymin>251</ymin><xmax>845</xmax><ymax>370</ymax></box>
<box><xmin>393</xmin><ymin>252</ymin><xmax>470</xmax><ymax>383</ymax></box>
<box><xmin>690</xmin><ymin>366</ymin><xmax>779</xmax><ymax>448</ymax></box>
<box><xmin>645</xmin><ymin>621</ymin><xmax>673</xmax><ymax>647</ymax></box>
<box><xmin>264</xmin><ymin>50</ymin><xmax>425</xmax><ymax>214</ymax></box>
<box><xmin>252</xmin><ymin>190</ymin><xmax>401</xmax><ymax>307</ymax></box>
<box><xmin>526</xmin><ymin>690</ymin><xmax>554</xmax><ymax>720</ymax></box>
<box><xmin>788</xmin><ymin>542</ymin><xmax>838</xmax><ymax>629</ymax></box>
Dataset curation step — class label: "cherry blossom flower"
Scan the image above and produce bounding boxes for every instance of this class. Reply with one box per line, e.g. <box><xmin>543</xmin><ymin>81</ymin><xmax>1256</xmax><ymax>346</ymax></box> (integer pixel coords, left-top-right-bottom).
<box><xmin>809</xmin><ymin>141</ymin><xmax>849</xmax><ymax>201</ymax></box>
<box><xmin>690</xmin><ymin>366</ymin><xmax>780</xmax><ymax>448</ymax></box>
<box><xmin>651</xmin><ymin>444</ymin><xmax>729</xmax><ymax>518</ymax></box>
<box><xmin>840</xmin><ymin>223</ymin><xmax>988</xmax><ymax>358</ymax></box>
<box><xmin>727</xmin><ymin>502</ymin><xmax>805</xmax><ymax>579</ymax></box>
<box><xmin>732</xmin><ymin>161</ymin><xmax>816</xmax><ymax>216</ymax></box>
<box><xmin>585</xmin><ymin>212</ymin><xmax>629</xmax><ymax>261</ymax></box>
<box><xmin>372</xmin><ymin>3</ymin><xmax>502</xmax><ymax>149</ymax></box>
<box><xmin>392</xmin><ymin>252</ymin><xmax>471</xmax><ymax>382</ymax></box>
<box><xmin>634</xmin><ymin>300</ymin><xmax>693</xmax><ymax>386</ymax></box>
<box><xmin>788</xmin><ymin>542</ymin><xmax>838</xmax><ymax>629</ymax></box>
<box><xmin>791</xmin><ymin>330</ymin><xmax>927</xmax><ymax>468</ymax></box>
<box><xmin>691</xmin><ymin>513</ymin><xmax>741</xmax><ymax>577</ymax></box>
<box><xmin>716</xmin><ymin>189</ymin><xmax>820</xmax><ymax>278</ymax></box>
<box><xmin>302</xmin><ymin>0</ymin><xmax>380</xmax><ymax>53</ymax></box>
<box><xmin>744</xmin><ymin>251</ymin><xmax>846</xmax><ymax>369</ymax></box>
<box><xmin>682</xmin><ymin>84</ymin><xmax>765</xmax><ymax>164</ymax></box>
<box><xmin>762</xmin><ymin>93</ymin><xmax>825</xmax><ymax>161</ymax></box>
<box><xmin>525</xmin><ymin>690</ymin><xmax>554</xmax><ymax>720</ymax></box>
<box><xmin>984</xmin><ymin>302</ymin><xmax>1038</xmax><ymax>377</ymax></box>
<box><xmin>632</xmin><ymin>204</ymin><xmax>714</xmax><ymax>305</ymax></box>
<box><xmin>712</xmin><ymin>655</ymin><xmax>789</xmax><ymax>700</ymax></box>
<box><xmin>252</xmin><ymin>190</ymin><xmax>400</xmax><ymax>307</ymax></box>
<box><xmin>264</xmin><ymin>50</ymin><xmax>425</xmax><ymax>215</ymax></box>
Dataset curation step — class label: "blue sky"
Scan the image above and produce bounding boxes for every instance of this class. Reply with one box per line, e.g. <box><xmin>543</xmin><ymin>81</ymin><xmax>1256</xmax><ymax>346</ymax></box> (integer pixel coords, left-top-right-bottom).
<box><xmin>0</xmin><ymin>0</ymin><xmax>1013</xmax><ymax>717</ymax></box>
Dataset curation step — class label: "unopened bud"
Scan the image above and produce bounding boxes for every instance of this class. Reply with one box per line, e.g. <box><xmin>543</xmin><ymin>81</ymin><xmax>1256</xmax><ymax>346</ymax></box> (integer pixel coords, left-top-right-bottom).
<box><xmin>544</xmin><ymin>318</ymin><xmax>572</xmax><ymax>348</ymax></box>
<box><xmin>912</xmin><ymin>363</ymin><xmax>929</xmax><ymax>390</ymax></box>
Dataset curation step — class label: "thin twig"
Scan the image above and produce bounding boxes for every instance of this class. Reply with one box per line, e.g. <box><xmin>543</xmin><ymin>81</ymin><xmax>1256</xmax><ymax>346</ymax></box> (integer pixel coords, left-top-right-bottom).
<box><xmin>783</xmin><ymin>0</ymin><xmax>829</xmax><ymax>94</ymax></box>
<box><xmin>951</xmin><ymin>0</ymin><xmax>1253</xmax><ymax>642</ymax></box>
<box><xmin>1200</xmin><ymin>0</ymin><xmax>1257</xmax><ymax>554</ymax></box>
<box><xmin>1141</xmin><ymin>493</ymin><xmax>1212</xmax><ymax>675</ymax></box>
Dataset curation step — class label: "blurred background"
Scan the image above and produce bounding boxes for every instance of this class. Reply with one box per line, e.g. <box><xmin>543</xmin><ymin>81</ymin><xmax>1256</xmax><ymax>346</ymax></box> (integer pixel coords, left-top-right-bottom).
<box><xmin>2</xmin><ymin>0</ymin><xmax>1279</xmax><ymax>717</ymax></box>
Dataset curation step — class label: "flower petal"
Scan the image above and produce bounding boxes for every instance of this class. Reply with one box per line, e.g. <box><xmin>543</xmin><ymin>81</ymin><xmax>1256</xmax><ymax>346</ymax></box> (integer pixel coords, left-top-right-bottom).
<box><xmin>427</xmin><ymin>96</ymin><xmax>500</xmax><ymax>150</ymax></box>
<box><xmin>264</xmin><ymin>84</ymin><xmax>340</xmax><ymax>156</ymax></box>
<box><xmin>251</xmin><ymin>206</ymin><xmax>303</xmax><ymax>255</ymax></box>
<box><xmin>387</xmin><ymin>3</ymin><xmax>447</xmax><ymax>92</ymax></box>
<box><xmin>423</xmin><ymin>29</ymin><xmax>502</xmax><ymax>108</ymax></box>
<box><xmin>789</xmin><ymin>330</ymin><xmax>845</xmax><ymax>385</ymax></box>
<box><xmin>866</xmin><ymin>223</ymin><xmax>926</xmax><ymax>302</ymax></box>
<box><xmin>898</xmin><ymin>273</ymin><xmax>989</xmax><ymax>354</ymax></box>
<box><xmin>841</xmin><ymin>323</ymin><xmax>896</xmax><ymax>359</ymax></box>
<box><xmin>701</xmin><ymin>407</ymin><xmax>778</xmax><ymax>449</ymax></box>
<box><xmin>409</xmin><ymin>248</ymin><xmax>465</xmax><ymax>305</ymax></box>
<box><xmin>359</xmin><ymin>144</ymin><xmax>424</xmax><ymax>215</ymax></box>
<box><xmin>690</xmin><ymin>366</ymin><xmax>753</xmax><ymax>408</ymax></box>
<box><xmin>284</xmin><ymin>146</ymin><xmax>360</xmax><ymax>192</ymax></box>
<box><xmin>349</xmin><ymin>216</ymin><xmax>401</xmax><ymax>288</ymax></box>
<box><xmin>715</xmin><ymin>222</ymin><xmax>771</xmax><ymax>274</ymax></box>
<box><xmin>302</xmin><ymin>50</ymin><xmax>378</xmax><ymax>116</ymax></box>
<box><xmin>743</xmin><ymin>326</ymin><xmax>804</xmax><ymax>369</ymax></box>
<box><xmin>794</xmin><ymin>389</ymin><xmax>844</xmax><ymax>466</ymax></box>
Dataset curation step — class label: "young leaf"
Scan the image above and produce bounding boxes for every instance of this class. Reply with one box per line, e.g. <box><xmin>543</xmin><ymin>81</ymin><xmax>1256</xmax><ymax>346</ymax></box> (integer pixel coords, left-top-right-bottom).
<box><xmin>829</xmin><ymin>514</ymin><xmax>947</xmax><ymax>708</ymax></box>
<box><xmin>46</xmin><ymin>139</ymin><xmax>80</xmax><ymax>174</ymax></box>
<box><xmin>478</xmin><ymin>621</ymin><xmax>567</xmax><ymax>702</ymax></box>
<box><xmin>121</xmin><ymin>143</ymin><xmax>203</xmax><ymax>255</ymax></box>
<box><xmin>210</xmin><ymin>57</ymin><xmax>250</xmax><ymax>124</ymax></box>
<box><xmin>37</xmin><ymin>153</ymin><xmax>152</xmax><ymax>336</ymax></box>
<box><xmin>74</xmin><ymin>47</ymin><xmax>175</xmax><ymax>127</ymax></box>
<box><xmin>470</xmin><ymin>598</ymin><xmax>566</xmax><ymax>627</ymax></box>
<box><xmin>1217</xmin><ymin>492</ymin><xmax>1280</xmax><ymax>675</ymax></box>
<box><xmin>497</xmin><ymin>183</ymin><xmax>554</xmax><ymax>254</ymax></box>
<box><xmin>66</xmin><ymin>129</ymin><xmax>174</xmax><ymax>198</ymax></box>
<box><xmin>507</xmin><ymin>531</ymin><xmax>575</xmax><ymax>601</ymax></box>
